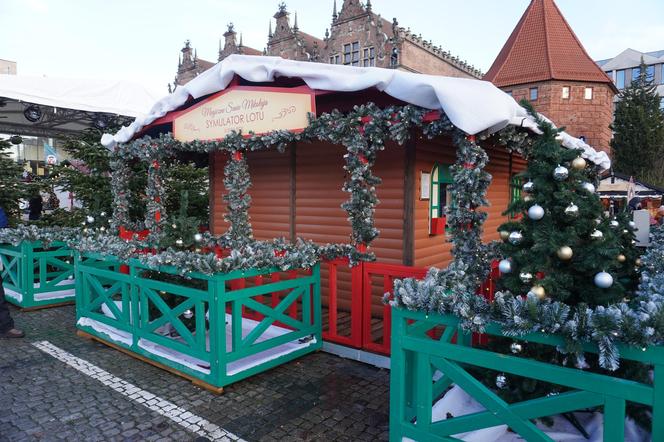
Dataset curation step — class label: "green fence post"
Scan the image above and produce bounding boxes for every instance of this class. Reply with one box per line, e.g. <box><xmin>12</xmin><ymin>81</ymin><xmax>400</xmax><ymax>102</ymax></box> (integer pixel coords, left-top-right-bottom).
<box><xmin>312</xmin><ymin>263</ymin><xmax>322</xmax><ymax>342</ymax></box>
<box><xmin>603</xmin><ymin>396</ymin><xmax>625</xmax><ymax>442</ymax></box>
<box><xmin>389</xmin><ymin>307</ymin><xmax>407</xmax><ymax>442</ymax></box>
<box><xmin>653</xmin><ymin>364</ymin><xmax>664</xmax><ymax>441</ymax></box>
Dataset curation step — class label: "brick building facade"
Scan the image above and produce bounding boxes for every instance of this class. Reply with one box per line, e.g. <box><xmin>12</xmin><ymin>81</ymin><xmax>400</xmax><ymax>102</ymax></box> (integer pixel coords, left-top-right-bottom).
<box><xmin>484</xmin><ymin>0</ymin><xmax>617</xmax><ymax>154</ymax></box>
<box><xmin>173</xmin><ymin>0</ymin><xmax>482</xmax><ymax>88</ymax></box>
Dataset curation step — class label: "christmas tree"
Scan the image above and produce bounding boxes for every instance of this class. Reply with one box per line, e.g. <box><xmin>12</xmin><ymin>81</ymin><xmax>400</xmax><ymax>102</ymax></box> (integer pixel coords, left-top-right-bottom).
<box><xmin>489</xmin><ymin>105</ymin><xmax>645</xmax><ymax>426</ymax></box>
<box><xmin>611</xmin><ymin>58</ymin><xmax>664</xmax><ymax>187</ymax></box>
<box><xmin>0</xmin><ymin>137</ymin><xmax>27</xmax><ymax>225</ymax></box>
<box><xmin>497</xmin><ymin>108</ymin><xmax>637</xmax><ymax>306</ymax></box>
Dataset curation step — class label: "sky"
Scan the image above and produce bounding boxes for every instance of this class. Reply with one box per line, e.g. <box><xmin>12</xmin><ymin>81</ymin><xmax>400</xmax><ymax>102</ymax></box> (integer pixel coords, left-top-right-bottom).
<box><xmin>2</xmin><ymin>0</ymin><xmax>664</xmax><ymax>96</ymax></box>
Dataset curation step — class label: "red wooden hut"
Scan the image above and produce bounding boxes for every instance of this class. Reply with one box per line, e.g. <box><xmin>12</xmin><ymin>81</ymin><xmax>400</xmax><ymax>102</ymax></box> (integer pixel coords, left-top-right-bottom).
<box><xmin>104</xmin><ymin>55</ymin><xmax>610</xmax><ymax>359</ymax></box>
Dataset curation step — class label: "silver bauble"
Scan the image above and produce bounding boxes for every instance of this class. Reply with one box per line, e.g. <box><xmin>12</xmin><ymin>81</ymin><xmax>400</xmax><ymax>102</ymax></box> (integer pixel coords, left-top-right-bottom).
<box><xmin>553</xmin><ymin>165</ymin><xmax>569</xmax><ymax>181</ymax></box>
<box><xmin>590</xmin><ymin>229</ymin><xmax>603</xmax><ymax>240</ymax></box>
<box><xmin>183</xmin><ymin>309</ymin><xmax>194</xmax><ymax>319</ymax></box>
<box><xmin>100</xmin><ymin>211</ymin><xmax>106</xmax><ymax>217</ymax></box>
<box><xmin>628</xmin><ymin>221</ymin><xmax>636</xmax><ymax>230</ymax></box>
<box><xmin>581</xmin><ymin>182</ymin><xmax>596</xmax><ymax>193</ymax></box>
<box><xmin>498</xmin><ymin>259</ymin><xmax>513</xmax><ymax>274</ymax></box>
<box><xmin>564</xmin><ymin>203</ymin><xmax>579</xmax><ymax>217</ymax></box>
<box><xmin>175</xmin><ymin>239</ymin><xmax>184</xmax><ymax>246</ymax></box>
<box><xmin>194</xmin><ymin>233</ymin><xmax>203</xmax><ymax>242</ymax></box>
<box><xmin>609</xmin><ymin>219</ymin><xmax>619</xmax><ymax>229</ymax></box>
<box><xmin>508</xmin><ymin>231</ymin><xmax>523</xmax><ymax>245</ymax></box>
<box><xmin>594</xmin><ymin>271</ymin><xmax>614</xmax><ymax>289</ymax></box>
<box><xmin>171</xmin><ymin>223</ymin><xmax>178</xmax><ymax>229</ymax></box>
<box><xmin>496</xmin><ymin>373</ymin><xmax>508</xmax><ymax>389</ymax></box>
<box><xmin>519</xmin><ymin>272</ymin><xmax>533</xmax><ymax>284</ymax></box>
<box><xmin>510</xmin><ymin>342</ymin><xmax>523</xmax><ymax>354</ymax></box>
<box><xmin>86</xmin><ymin>215</ymin><xmax>95</xmax><ymax>223</ymax></box>
<box><xmin>528</xmin><ymin>204</ymin><xmax>545</xmax><ymax>220</ymax></box>
<box><xmin>522</xmin><ymin>181</ymin><xmax>535</xmax><ymax>193</ymax></box>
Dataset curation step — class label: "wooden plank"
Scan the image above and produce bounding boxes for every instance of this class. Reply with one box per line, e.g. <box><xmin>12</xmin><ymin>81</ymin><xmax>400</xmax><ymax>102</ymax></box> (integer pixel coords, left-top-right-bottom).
<box><xmin>403</xmin><ymin>137</ymin><xmax>415</xmax><ymax>266</ymax></box>
<box><xmin>19</xmin><ymin>299</ymin><xmax>75</xmax><ymax>312</ymax></box>
<box><xmin>76</xmin><ymin>330</ymin><xmax>224</xmax><ymax>395</ymax></box>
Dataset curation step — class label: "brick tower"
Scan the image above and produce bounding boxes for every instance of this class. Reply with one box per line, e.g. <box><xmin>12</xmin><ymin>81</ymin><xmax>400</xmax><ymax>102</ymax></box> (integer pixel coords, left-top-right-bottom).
<box><xmin>484</xmin><ymin>0</ymin><xmax>617</xmax><ymax>154</ymax></box>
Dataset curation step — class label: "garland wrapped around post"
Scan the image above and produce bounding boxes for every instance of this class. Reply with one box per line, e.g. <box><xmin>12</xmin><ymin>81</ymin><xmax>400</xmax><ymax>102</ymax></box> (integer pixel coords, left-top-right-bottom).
<box><xmin>447</xmin><ymin>133</ymin><xmax>493</xmax><ymax>285</ymax></box>
<box><xmin>109</xmin><ymin>156</ymin><xmax>133</xmax><ymax>231</ymax></box>
<box><xmin>145</xmin><ymin>159</ymin><xmax>166</xmax><ymax>238</ymax></box>
<box><xmin>341</xmin><ymin>117</ymin><xmax>383</xmax><ymax>246</ymax></box>
<box><xmin>222</xmin><ymin>151</ymin><xmax>253</xmax><ymax>247</ymax></box>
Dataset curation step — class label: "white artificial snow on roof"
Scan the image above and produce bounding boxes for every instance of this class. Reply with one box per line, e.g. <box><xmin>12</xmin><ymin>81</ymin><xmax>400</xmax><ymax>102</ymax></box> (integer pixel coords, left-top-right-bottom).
<box><xmin>101</xmin><ymin>54</ymin><xmax>611</xmax><ymax>170</ymax></box>
<box><xmin>0</xmin><ymin>74</ymin><xmax>162</xmax><ymax>117</ymax></box>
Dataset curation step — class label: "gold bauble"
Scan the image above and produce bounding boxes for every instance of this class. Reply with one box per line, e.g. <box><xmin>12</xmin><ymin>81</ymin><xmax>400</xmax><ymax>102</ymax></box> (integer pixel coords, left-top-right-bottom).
<box><xmin>571</xmin><ymin>157</ymin><xmax>587</xmax><ymax>170</ymax></box>
<box><xmin>617</xmin><ymin>254</ymin><xmax>626</xmax><ymax>263</ymax></box>
<box><xmin>523</xmin><ymin>195</ymin><xmax>534</xmax><ymax>203</ymax></box>
<box><xmin>556</xmin><ymin>246</ymin><xmax>573</xmax><ymax>261</ymax></box>
<box><xmin>636</xmin><ymin>258</ymin><xmax>642</xmax><ymax>266</ymax></box>
<box><xmin>499</xmin><ymin>230</ymin><xmax>510</xmax><ymax>241</ymax></box>
<box><xmin>531</xmin><ymin>285</ymin><xmax>546</xmax><ymax>298</ymax></box>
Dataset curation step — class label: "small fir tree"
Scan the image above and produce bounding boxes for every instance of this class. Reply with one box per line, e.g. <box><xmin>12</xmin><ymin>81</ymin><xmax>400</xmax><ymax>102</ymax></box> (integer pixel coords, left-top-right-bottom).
<box><xmin>488</xmin><ymin>104</ymin><xmax>645</xmax><ymax>427</ymax></box>
<box><xmin>0</xmin><ymin>138</ymin><xmax>27</xmax><ymax>225</ymax></box>
<box><xmin>611</xmin><ymin>58</ymin><xmax>664</xmax><ymax>187</ymax></box>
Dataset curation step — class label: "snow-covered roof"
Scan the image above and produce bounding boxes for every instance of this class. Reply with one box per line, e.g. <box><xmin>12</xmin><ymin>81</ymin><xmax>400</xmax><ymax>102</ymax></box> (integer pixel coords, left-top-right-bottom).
<box><xmin>102</xmin><ymin>54</ymin><xmax>610</xmax><ymax>170</ymax></box>
<box><xmin>0</xmin><ymin>74</ymin><xmax>162</xmax><ymax>117</ymax></box>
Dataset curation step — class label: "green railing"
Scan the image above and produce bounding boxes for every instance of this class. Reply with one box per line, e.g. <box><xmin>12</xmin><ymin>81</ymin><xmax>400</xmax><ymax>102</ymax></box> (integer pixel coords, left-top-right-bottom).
<box><xmin>0</xmin><ymin>241</ymin><xmax>76</xmax><ymax>309</ymax></box>
<box><xmin>75</xmin><ymin>252</ymin><xmax>322</xmax><ymax>389</ymax></box>
<box><xmin>389</xmin><ymin>307</ymin><xmax>663</xmax><ymax>442</ymax></box>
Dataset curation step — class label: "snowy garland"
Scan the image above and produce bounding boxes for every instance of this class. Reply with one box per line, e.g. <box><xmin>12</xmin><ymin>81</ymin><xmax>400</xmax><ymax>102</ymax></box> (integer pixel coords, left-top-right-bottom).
<box><xmin>0</xmin><ymin>225</ymin><xmax>81</xmax><ymax>248</ymax></box>
<box><xmin>390</xmin><ymin>228</ymin><xmax>664</xmax><ymax>371</ymax></box>
<box><xmin>73</xmin><ymin>233</ymin><xmax>370</xmax><ymax>276</ymax></box>
<box><xmin>221</xmin><ymin>152</ymin><xmax>253</xmax><ymax>248</ymax></box>
<box><xmin>108</xmin><ymin>157</ymin><xmax>133</xmax><ymax>231</ymax></box>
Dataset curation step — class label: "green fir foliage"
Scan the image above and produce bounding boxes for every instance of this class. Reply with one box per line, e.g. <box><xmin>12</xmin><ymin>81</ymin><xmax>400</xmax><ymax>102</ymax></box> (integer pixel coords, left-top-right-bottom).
<box><xmin>497</xmin><ymin>104</ymin><xmax>638</xmax><ymax>306</ymax></box>
<box><xmin>0</xmin><ymin>138</ymin><xmax>26</xmax><ymax>225</ymax></box>
<box><xmin>611</xmin><ymin>58</ymin><xmax>664</xmax><ymax>187</ymax></box>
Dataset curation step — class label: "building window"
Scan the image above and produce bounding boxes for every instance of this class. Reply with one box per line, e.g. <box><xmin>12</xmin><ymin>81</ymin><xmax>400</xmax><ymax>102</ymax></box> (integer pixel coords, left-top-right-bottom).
<box><xmin>362</xmin><ymin>47</ymin><xmax>375</xmax><ymax>67</ymax></box>
<box><xmin>343</xmin><ymin>42</ymin><xmax>360</xmax><ymax>66</ymax></box>
<box><xmin>429</xmin><ymin>163</ymin><xmax>453</xmax><ymax>235</ymax></box>
<box><xmin>584</xmin><ymin>87</ymin><xmax>593</xmax><ymax>100</ymax></box>
<box><xmin>661</xmin><ymin>64</ymin><xmax>664</xmax><ymax>84</ymax></box>
<box><xmin>506</xmin><ymin>90</ymin><xmax>513</xmax><ymax>96</ymax></box>
<box><xmin>646</xmin><ymin>65</ymin><xmax>655</xmax><ymax>82</ymax></box>
<box><xmin>616</xmin><ymin>70</ymin><xmax>625</xmax><ymax>89</ymax></box>
<box><xmin>632</xmin><ymin>67</ymin><xmax>641</xmax><ymax>81</ymax></box>
<box><xmin>562</xmin><ymin>86</ymin><xmax>570</xmax><ymax>99</ymax></box>
<box><xmin>529</xmin><ymin>87</ymin><xmax>538</xmax><ymax>101</ymax></box>
<box><xmin>508</xmin><ymin>175</ymin><xmax>523</xmax><ymax>219</ymax></box>
<box><xmin>329</xmin><ymin>54</ymin><xmax>340</xmax><ymax>64</ymax></box>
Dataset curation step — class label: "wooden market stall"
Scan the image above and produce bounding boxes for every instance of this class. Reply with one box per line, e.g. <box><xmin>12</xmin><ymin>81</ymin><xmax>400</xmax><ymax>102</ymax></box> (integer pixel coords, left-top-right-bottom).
<box><xmin>86</xmin><ymin>55</ymin><xmax>610</xmax><ymax>388</ymax></box>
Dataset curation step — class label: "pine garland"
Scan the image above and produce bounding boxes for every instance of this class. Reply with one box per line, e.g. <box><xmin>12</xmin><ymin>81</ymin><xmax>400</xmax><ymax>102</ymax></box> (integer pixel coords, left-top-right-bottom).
<box><xmin>222</xmin><ymin>152</ymin><xmax>253</xmax><ymax>247</ymax></box>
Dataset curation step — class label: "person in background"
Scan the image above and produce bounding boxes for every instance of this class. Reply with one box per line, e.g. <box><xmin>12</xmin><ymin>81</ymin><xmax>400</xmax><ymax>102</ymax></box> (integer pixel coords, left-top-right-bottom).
<box><xmin>28</xmin><ymin>193</ymin><xmax>42</xmax><ymax>221</ymax></box>
<box><xmin>0</xmin><ymin>206</ymin><xmax>24</xmax><ymax>338</ymax></box>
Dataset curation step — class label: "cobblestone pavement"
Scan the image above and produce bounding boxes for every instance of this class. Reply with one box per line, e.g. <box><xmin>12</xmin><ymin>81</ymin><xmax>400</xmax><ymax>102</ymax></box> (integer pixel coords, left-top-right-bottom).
<box><xmin>0</xmin><ymin>304</ymin><xmax>390</xmax><ymax>442</ymax></box>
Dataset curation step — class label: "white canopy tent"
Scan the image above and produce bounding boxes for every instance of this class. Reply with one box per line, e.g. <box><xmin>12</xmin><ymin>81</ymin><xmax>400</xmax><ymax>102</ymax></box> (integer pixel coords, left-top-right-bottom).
<box><xmin>0</xmin><ymin>74</ymin><xmax>162</xmax><ymax>138</ymax></box>
<box><xmin>102</xmin><ymin>54</ymin><xmax>611</xmax><ymax>170</ymax></box>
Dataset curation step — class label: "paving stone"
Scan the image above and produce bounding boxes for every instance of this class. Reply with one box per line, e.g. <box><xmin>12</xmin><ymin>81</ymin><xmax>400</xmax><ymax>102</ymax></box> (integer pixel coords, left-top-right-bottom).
<box><xmin>0</xmin><ymin>304</ymin><xmax>390</xmax><ymax>441</ymax></box>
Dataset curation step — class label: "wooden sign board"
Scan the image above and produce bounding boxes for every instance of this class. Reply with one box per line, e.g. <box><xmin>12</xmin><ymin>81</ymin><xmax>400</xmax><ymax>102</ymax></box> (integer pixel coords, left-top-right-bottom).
<box><xmin>173</xmin><ymin>86</ymin><xmax>315</xmax><ymax>142</ymax></box>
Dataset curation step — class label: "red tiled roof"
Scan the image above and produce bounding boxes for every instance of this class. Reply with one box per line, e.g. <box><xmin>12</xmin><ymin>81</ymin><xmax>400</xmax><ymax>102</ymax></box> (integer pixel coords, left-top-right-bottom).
<box><xmin>298</xmin><ymin>30</ymin><xmax>324</xmax><ymax>54</ymax></box>
<box><xmin>484</xmin><ymin>0</ymin><xmax>615</xmax><ymax>90</ymax></box>
<box><xmin>240</xmin><ymin>46</ymin><xmax>262</xmax><ymax>56</ymax></box>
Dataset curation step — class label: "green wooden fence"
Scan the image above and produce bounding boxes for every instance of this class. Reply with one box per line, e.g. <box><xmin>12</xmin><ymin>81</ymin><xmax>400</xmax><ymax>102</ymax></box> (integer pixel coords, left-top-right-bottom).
<box><xmin>75</xmin><ymin>253</ymin><xmax>322</xmax><ymax>389</ymax></box>
<box><xmin>389</xmin><ymin>307</ymin><xmax>663</xmax><ymax>442</ymax></box>
<box><xmin>0</xmin><ymin>241</ymin><xmax>76</xmax><ymax>309</ymax></box>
